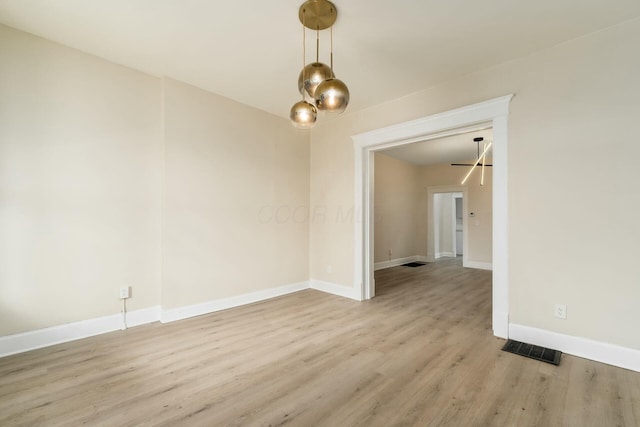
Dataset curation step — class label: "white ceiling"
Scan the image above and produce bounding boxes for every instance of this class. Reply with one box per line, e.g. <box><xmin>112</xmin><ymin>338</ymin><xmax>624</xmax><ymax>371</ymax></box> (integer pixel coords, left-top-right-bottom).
<box><xmin>1</xmin><ymin>0</ymin><xmax>639</xmax><ymax>119</ymax></box>
<box><xmin>380</xmin><ymin>129</ymin><xmax>494</xmax><ymax>166</ymax></box>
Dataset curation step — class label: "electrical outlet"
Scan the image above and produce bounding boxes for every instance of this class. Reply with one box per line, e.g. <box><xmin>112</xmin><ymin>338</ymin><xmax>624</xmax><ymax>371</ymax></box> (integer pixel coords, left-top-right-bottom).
<box><xmin>554</xmin><ymin>304</ymin><xmax>567</xmax><ymax>319</ymax></box>
<box><xmin>119</xmin><ymin>286</ymin><xmax>130</xmax><ymax>299</ymax></box>
<box><xmin>326</xmin><ymin>265</ymin><xmax>332</xmax><ymax>273</ymax></box>
<box><xmin>388</xmin><ymin>249</ymin><xmax>392</xmax><ymax>257</ymax></box>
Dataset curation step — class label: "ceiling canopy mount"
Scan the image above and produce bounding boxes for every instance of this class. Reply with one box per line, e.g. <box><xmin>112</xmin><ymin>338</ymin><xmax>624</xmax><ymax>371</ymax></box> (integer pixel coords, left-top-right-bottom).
<box><xmin>298</xmin><ymin>0</ymin><xmax>337</xmax><ymax>30</ymax></box>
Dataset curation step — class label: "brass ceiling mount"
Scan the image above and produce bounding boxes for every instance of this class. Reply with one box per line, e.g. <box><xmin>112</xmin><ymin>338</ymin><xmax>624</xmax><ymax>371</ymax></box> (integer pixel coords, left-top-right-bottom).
<box><xmin>299</xmin><ymin>0</ymin><xmax>337</xmax><ymax>30</ymax></box>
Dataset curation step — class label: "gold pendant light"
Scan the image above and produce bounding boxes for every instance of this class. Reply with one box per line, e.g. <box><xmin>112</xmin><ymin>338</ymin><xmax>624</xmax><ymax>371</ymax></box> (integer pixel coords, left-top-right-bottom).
<box><xmin>290</xmin><ymin>0</ymin><xmax>350</xmax><ymax>129</ymax></box>
<box><xmin>290</xmin><ymin>5</ymin><xmax>317</xmax><ymax>129</ymax></box>
<box><xmin>299</xmin><ymin>62</ymin><xmax>334</xmax><ymax>98</ymax></box>
<box><xmin>315</xmin><ymin>77</ymin><xmax>349</xmax><ymax>112</ymax></box>
<box><xmin>290</xmin><ymin>100</ymin><xmax>317</xmax><ymax>129</ymax></box>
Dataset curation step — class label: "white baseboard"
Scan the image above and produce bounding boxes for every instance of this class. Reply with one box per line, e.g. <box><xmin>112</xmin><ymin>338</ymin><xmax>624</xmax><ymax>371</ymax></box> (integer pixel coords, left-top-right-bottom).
<box><xmin>160</xmin><ymin>281</ymin><xmax>309</xmax><ymax>323</ymax></box>
<box><xmin>1</xmin><ymin>279</ymin><xmax>367</xmax><ymax>359</ymax></box>
<box><xmin>493</xmin><ymin>310</ymin><xmax>509</xmax><ymax>339</ymax></box>
<box><xmin>374</xmin><ymin>256</ymin><xmax>417</xmax><ymax>271</ymax></box>
<box><xmin>435</xmin><ymin>252</ymin><xmax>456</xmax><ymax>259</ymax></box>
<box><xmin>464</xmin><ymin>260</ymin><xmax>493</xmax><ymax>271</ymax></box>
<box><xmin>310</xmin><ymin>279</ymin><xmax>361</xmax><ymax>301</ymax></box>
<box><xmin>509</xmin><ymin>323</ymin><xmax>640</xmax><ymax>373</ymax></box>
<box><xmin>0</xmin><ymin>306</ymin><xmax>160</xmax><ymax>359</ymax></box>
<box><xmin>126</xmin><ymin>305</ymin><xmax>161</xmax><ymax>327</ymax></box>
<box><xmin>416</xmin><ymin>255</ymin><xmax>429</xmax><ymax>263</ymax></box>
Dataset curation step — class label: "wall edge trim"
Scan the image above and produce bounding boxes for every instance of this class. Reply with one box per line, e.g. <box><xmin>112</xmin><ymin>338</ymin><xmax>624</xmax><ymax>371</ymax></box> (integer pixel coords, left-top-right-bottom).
<box><xmin>509</xmin><ymin>323</ymin><xmax>640</xmax><ymax>372</ymax></box>
<box><xmin>464</xmin><ymin>260</ymin><xmax>493</xmax><ymax>271</ymax></box>
<box><xmin>310</xmin><ymin>279</ymin><xmax>361</xmax><ymax>301</ymax></box>
<box><xmin>160</xmin><ymin>281</ymin><xmax>310</xmax><ymax>323</ymax></box>
<box><xmin>373</xmin><ymin>255</ymin><xmax>418</xmax><ymax>271</ymax></box>
<box><xmin>0</xmin><ymin>306</ymin><xmax>161</xmax><ymax>358</ymax></box>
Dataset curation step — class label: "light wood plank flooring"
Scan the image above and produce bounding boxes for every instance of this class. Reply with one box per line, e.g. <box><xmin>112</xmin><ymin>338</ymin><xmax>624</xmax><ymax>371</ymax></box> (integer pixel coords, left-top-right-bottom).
<box><xmin>1</xmin><ymin>258</ymin><xmax>639</xmax><ymax>426</ymax></box>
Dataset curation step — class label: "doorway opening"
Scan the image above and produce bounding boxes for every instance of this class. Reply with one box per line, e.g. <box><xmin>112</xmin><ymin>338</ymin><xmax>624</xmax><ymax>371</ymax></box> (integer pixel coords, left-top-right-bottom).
<box><xmin>454</xmin><ymin>194</ymin><xmax>463</xmax><ymax>256</ymax></box>
<box><xmin>352</xmin><ymin>95</ymin><xmax>513</xmax><ymax>339</ymax></box>
<box><xmin>433</xmin><ymin>191</ymin><xmax>464</xmax><ymax>260</ymax></box>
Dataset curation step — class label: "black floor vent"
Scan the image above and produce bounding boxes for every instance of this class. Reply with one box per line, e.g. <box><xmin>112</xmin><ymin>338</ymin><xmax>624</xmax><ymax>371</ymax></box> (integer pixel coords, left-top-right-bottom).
<box><xmin>402</xmin><ymin>262</ymin><xmax>427</xmax><ymax>267</ymax></box>
<box><xmin>502</xmin><ymin>339</ymin><xmax>562</xmax><ymax>365</ymax></box>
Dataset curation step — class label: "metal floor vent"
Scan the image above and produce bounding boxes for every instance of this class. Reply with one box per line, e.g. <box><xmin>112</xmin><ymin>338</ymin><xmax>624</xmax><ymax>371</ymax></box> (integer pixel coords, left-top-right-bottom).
<box><xmin>502</xmin><ymin>339</ymin><xmax>562</xmax><ymax>365</ymax></box>
<box><xmin>402</xmin><ymin>262</ymin><xmax>427</xmax><ymax>267</ymax></box>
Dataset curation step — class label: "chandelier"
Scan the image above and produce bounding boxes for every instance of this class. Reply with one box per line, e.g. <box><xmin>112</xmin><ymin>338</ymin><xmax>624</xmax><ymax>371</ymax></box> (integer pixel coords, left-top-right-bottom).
<box><xmin>290</xmin><ymin>0</ymin><xmax>350</xmax><ymax>129</ymax></box>
<box><xmin>457</xmin><ymin>137</ymin><xmax>493</xmax><ymax>186</ymax></box>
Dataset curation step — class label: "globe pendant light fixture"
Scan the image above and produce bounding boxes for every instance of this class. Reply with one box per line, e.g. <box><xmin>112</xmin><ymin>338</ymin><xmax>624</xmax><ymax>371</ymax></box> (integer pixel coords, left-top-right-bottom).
<box><xmin>315</xmin><ymin>77</ymin><xmax>349</xmax><ymax>112</ymax></box>
<box><xmin>290</xmin><ymin>100</ymin><xmax>317</xmax><ymax>129</ymax></box>
<box><xmin>290</xmin><ymin>0</ymin><xmax>350</xmax><ymax>129</ymax></box>
<box><xmin>289</xmin><ymin>4</ymin><xmax>317</xmax><ymax>129</ymax></box>
<box><xmin>298</xmin><ymin>62</ymin><xmax>334</xmax><ymax>99</ymax></box>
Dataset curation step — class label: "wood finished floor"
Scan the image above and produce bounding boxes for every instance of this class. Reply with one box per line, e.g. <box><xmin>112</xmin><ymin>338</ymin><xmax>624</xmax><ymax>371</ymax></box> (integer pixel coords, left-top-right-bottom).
<box><xmin>1</xmin><ymin>258</ymin><xmax>639</xmax><ymax>426</ymax></box>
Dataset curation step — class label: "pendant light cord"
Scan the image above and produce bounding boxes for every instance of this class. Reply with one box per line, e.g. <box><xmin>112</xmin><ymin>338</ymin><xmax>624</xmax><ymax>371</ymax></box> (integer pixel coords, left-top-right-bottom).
<box><xmin>302</xmin><ymin>10</ymin><xmax>306</xmax><ymax>101</ymax></box>
<box><xmin>330</xmin><ymin>16</ymin><xmax>334</xmax><ymax>71</ymax></box>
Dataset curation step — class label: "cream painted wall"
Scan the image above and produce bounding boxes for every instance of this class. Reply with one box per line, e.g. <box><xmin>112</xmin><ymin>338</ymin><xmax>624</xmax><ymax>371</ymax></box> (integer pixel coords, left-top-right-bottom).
<box><xmin>0</xmin><ymin>25</ymin><xmax>310</xmax><ymax>336</ymax></box>
<box><xmin>1</xmin><ymin>15</ymin><xmax>638</xmax><ymax>355</ymax></box>
<box><xmin>373</xmin><ymin>153</ymin><xmax>492</xmax><ymax>265</ymax></box>
<box><xmin>162</xmin><ymin>79</ymin><xmax>309</xmax><ymax>309</ymax></box>
<box><xmin>0</xmin><ymin>25</ymin><xmax>162</xmax><ymax>335</ymax></box>
<box><xmin>417</xmin><ymin>164</ymin><xmax>493</xmax><ymax>263</ymax></box>
<box><xmin>310</xmin><ymin>18</ymin><xmax>640</xmax><ymax>350</ymax></box>
<box><xmin>373</xmin><ymin>153</ymin><xmax>419</xmax><ymax>263</ymax></box>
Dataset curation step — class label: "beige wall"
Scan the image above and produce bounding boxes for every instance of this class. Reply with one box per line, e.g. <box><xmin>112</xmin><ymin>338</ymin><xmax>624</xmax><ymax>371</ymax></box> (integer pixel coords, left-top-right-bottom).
<box><xmin>2</xmin><ymin>16</ymin><xmax>639</xmax><ymax>354</ymax></box>
<box><xmin>310</xmin><ymin>18</ymin><xmax>640</xmax><ymax>350</ymax></box>
<box><xmin>373</xmin><ymin>154</ymin><xmax>492</xmax><ymax>265</ymax></box>
<box><xmin>373</xmin><ymin>153</ymin><xmax>419</xmax><ymax>263</ymax></box>
<box><xmin>162</xmin><ymin>79</ymin><xmax>309</xmax><ymax>309</ymax></box>
<box><xmin>0</xmin><ymin>25</ymin><xmax>310</xmax><ymax>335</ymax></box>
<box><xmin>417</xmin><ymin>163</ymin><xmax>493</xmax><ymax>263</ymax></box>
<box><xmin>0</xmin><ymin>25</ymin><xmax>163</xmax><ymax>335</ymax></box>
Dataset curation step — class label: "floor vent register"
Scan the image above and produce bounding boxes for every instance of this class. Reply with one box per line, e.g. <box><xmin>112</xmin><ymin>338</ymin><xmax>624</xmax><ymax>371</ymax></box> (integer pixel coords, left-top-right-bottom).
<box><xmin>502</xmin><ymin>339</ymin><xmax>562</xmax><ymax>365</ymax></box>
<box><xmin>401</xmin><ymin>262</ymin><xmax>427</xmax><ymax>267</ymax></box>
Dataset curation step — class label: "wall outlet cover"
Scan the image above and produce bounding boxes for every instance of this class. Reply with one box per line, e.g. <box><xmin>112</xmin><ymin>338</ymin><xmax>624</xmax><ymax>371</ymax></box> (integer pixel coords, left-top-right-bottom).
<box><xmin>119</xmin><ymin>286</ymin><xmax>130</xmax><ymax>299</ymax></box>
<box><xmin>554</xmin><ymin>304</ymin><xmax>567</xmax><ymax>319</ymax></box>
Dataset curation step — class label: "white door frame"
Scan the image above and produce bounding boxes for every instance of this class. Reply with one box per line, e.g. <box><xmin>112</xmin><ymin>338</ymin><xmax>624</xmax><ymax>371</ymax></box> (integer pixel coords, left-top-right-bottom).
<box><xmin>450</xmin><ymin>193</ymin><xmax>458</xmax><ymax>258</ymax></box>
<box><xmin>453</xmin><ymin>193</ymin><xmax>463</xmax><ymax>257</ymax></box>
<box><xmin>352</xmin><ymin>94</ymin><xmax>513</xmax><ymax>339</ymax></box>
<box><xmin>429</xmin><ymin>188</ymin><xmax>467</xmax><ymax>263</ymax></box>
